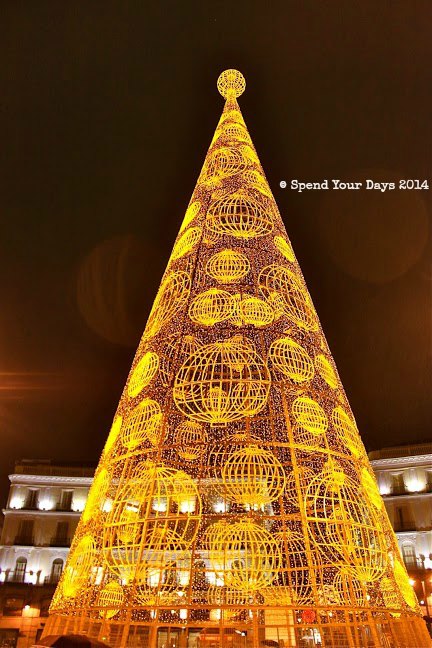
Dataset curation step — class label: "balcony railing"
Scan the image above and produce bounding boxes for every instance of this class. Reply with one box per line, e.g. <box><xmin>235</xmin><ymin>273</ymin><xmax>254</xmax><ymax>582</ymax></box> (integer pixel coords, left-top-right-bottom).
<box><xmin>4</xmin><ymin>571</ymin><xmax>26</xmax><ymax>583</ymax></box>
<box><xmin>50</xmin><ymin>536</ymin><xmax>70</xmax><ymax>547</ymax></box>
<box><xmin>44</xmin><ymin>574</ymin><xmax>61</xmax><ymax>585</ymax></box>
<box><xmin>13</xmin><ymin>535</ymin><xmax>34</xmax><ymax>546</ymax></box>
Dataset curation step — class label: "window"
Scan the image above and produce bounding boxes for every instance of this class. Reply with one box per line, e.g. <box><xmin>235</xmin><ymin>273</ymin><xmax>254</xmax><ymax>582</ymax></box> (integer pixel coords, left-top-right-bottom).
<box><xmin>59</xmin><ymin>490</ymin><xmax>73</xmax><ymax>511</ymax></box>
<box><xmin>50</xmin><ymin>558</ymin><xmax>64</xmax><ymax>584</ymax></box>
<box><xmin>402</xmin><ymin>543</ymin><xmax>417</xmax><ymax>569</ymax></box>
<box><xmin>24</xmin><ymin>489</ymin><xmax>39</xmax><ymax>509</ymax></box>
<box><xmin>52</xmin><ymin>521</ymin><xmax>69</xmax><ymax>546</ymax></box>
<box><xmin>392</xmin><ymin>473</ymin><xmax>406</xmax><ymax>494</ymax></box>
<box><xmin>16</xmin><ymin>520</ymin><xmax>34</xmax><ymax>545</ymax></box>
<box><xmin>13</xmin><ymin>557</ymin><xmax>27</xmax><ymax>583</ymax></box>
<box><xmin>3</xmin><ymin>597</ymin><xmax>24</xmax><ymax>617</ymax></box>
<box><xmin>0</xmin><ymin>628</ymin><xmax>19</xmax><ymax>646</ymax></box>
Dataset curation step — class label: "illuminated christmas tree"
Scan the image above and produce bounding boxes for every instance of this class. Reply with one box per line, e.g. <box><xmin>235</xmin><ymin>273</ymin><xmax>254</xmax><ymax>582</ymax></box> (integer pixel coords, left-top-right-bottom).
<box><xmin>44</xmin><ymin>70</ymin><xmax>431</xmax><ymax>648</ymax></box>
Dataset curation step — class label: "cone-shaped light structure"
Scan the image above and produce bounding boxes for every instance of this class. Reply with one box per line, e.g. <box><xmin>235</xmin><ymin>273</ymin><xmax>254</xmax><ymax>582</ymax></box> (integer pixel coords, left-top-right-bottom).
<box><xmin>45</xmin><ymin>70</ymin><xmax>431</xmax><ymax>648</ymax></box>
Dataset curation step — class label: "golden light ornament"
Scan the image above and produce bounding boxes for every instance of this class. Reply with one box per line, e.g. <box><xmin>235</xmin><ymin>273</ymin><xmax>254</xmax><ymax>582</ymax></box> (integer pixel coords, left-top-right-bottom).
<box><xmin>188</xmin><ymin>288</ymin><xmax>235</xmax><ymax>326</ymax></box>
<box><xmin>207</xmin><ymin>192</ymin><xmax>274</xmax><ymax>239</ymax></box>
<box><xmin>144</xmin><ymin>270</ymin><xmax>191</xmax><ymax>339</ymax></box>
<box><xmin>159</xmin><ymin>334</ymin><xmax>198</xmax><ymax>387</ymax></box>
<box><xmin>205</xmin><ymin>518</ymin><xmax>282</xmax><ymax>592</ymax></box>
<box><xmin>393</xmin><ymin>559</ymin><xmax>417</xmax><ymax>609</ymax></box>
<box><xmin>202</xmin><ymin>147</ymin><xmax>248</xmax><ymax>185</ymax></box>
<box><xmin>97</xmin><ymin>581</ymin><xmax>124</xmax><ymax>619</ymax></box>
<box><xmin>262</xmin><ymin>530</ymin><xmax>312</xmax><ymax>606</ymax></box>
<box><xmin>82</xmin><ymin>466</ymin><xmax>110</xmax><ymax>523</ymax></box>
<box><xmin>305</xmin><ymin>463</ymin><xmax>388</xmax><ymax>582</ymax></box>
<box><xmin>173</xmin><ymin>336</ymin><xmax>270</xmax><ymax>425</ymax></box>
<box><xmin>259</xmin><ymin>265</ymin><xmax>318</xmax><ymax>331</ymax></box>
<box><xmin>315</xmin><ymin>353</ymin><xmax>338</xmax><ymax>389</ymax></box>
<box><xmin>274</xmin><ymin>235</ymin><xmax>295</xmax><ymax>262</ymax></box>
<box><xmin>45</xmin><ymin>70</ymin><xmax>431</xmax><ymax>647</ymax></box>
<box><xmin>103</xmin><ymin>415</ymin><xmax>122</xmax><ymax>455</ymax></box>
<box><xmin>180</xmin><ymin>200</ymin><xmax>201</xmax><ymax>232</ymax></box>
<box><xmin>235</xmin><ymin>295</ymin><xmax>274</xmax><ymax>327</ymax></box>
<box><xmin>221</xmin><ymin>445</ymin><xmax>286</xmax><ymax>506</ymax></box>
<box><xmin>170</xmin><ymin>226</ymin><xmax>201</xmax><ymax>261</ymax></box>
<box><xmin>332</xmin><ymin>569</ymin><xmax>367</xmax><ymax>606</ymax></box>
<box><xmin>61</xmin><ymin>534</ymin><xmax>95</xmax><ymax>598</ymax></box>
<box><xmin>205</xmin><ymin>249</ymin><xmax>250</xmax><ymax>283</ymax></box>
<box><xmin>268</xmin><ymin>337</ymin><xmax>315</xmax><ymax>382</ymax></box>
<box><xmin>332</xmin><ymin>406</ymin><xmax>364</xmax><ymax>458</ymax></box>
<box><xmin>174</xmin><ymin>420</ymin><xmax>208</xmax><ymax>461</ymax></box>
<box><xmin>217</xmin><ymin>69</ymin><xmax>246</xmax><ymax>98</ymax></box>
<box><xmin>102</xmin><ymin>462</ymin><xmax>201</xmax><ymax>581</ymax></box>
<box><xmin>127</xmin><ymin>351</ymin><xmax>159</xmax><ymax>398</ymax></box>
<box><xmin>121</xmin><ymin>398</ymin><xmax>163</xmax><ymax>449</ymax></box>
<box><xmin>292</xmin><ymin>396</ymin><xmax>328</xmax><ymax>434</ymax></box>
<box><xmin>361</xmin><ymin>466</ymin><xmax>383</xmax><ymax>510</ymax></box>
<box><xmin>381</xmin><ymin>577</ymin><xmax>402</xmax><ymax>613</ymax></box>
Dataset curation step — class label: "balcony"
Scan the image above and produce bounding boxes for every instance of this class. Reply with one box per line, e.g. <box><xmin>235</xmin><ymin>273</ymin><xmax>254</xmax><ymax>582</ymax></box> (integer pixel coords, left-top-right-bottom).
<box><xmin>50</xmin><ymin>536</ymin><xmax>70</xmax><ymax>547</ymax></box>
<box><xmin>44</xmin><ymin>574</ymin><xmax>61</xmax><ymax>585</ymax></box>
<box><xmin>4</xmin><ymin>571</ymin><xmax>26</xmax><ymax>583</ymax></box>
<box><xmin>13</xmin><ymin>535</ymin><xmax>34</xmax><ymax>546</ymax></box>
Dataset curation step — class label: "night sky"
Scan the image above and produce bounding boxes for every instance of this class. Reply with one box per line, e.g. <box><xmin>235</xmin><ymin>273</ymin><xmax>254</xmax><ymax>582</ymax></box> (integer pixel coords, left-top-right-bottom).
<box><xmin>1</xmin><ymin>2</ymin><xmax>431</xmax><ymax>504</ymax></box>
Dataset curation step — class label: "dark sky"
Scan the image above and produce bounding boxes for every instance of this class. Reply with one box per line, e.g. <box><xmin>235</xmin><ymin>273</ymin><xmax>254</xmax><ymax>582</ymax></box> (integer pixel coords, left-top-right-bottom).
<box><xmin>0</xmin><ymin>2</ymin><xmax>431</xmax><ymax>504</ymax></box>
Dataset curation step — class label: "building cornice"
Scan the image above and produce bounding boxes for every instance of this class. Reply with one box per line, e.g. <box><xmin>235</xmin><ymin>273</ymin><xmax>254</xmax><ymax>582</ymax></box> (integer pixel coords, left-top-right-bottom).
<box><xmin>2</xmin><ymin>509</ymin><xmax>82</xmax><ymax>517</ymax></box>
<box><xmin>382</xmin><ymin>492</ymin><xmax>432</xmax><ymax>502</ymax></box>
<box><xmin>9</xmin><ymin>474</ymin><xmax>93</xmax><ymax>487</ymax></box>
<box><xmin>369</xmin><ymin>454</ymin><xmax>432</xmax><ymax>470</ymax></box>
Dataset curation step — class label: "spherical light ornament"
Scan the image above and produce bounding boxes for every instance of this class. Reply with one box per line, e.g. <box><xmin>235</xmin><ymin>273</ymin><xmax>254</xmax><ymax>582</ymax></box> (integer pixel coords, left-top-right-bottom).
<box><xmin>206</xmin><ymin>249</ymin><xmax>250</xmax><ymax>284</ymax></box>
<box><xmin>222</xmin><ymin>445</ymin><xmax>286</xmax><ymax>506</ymax></box>
<box><xmin>259</xmin><ymin>265</ymin><xmax>318</xmax><ymax>331</ymax></box>
<box><xmin>159</xmin><ymin>334</ymin><xmax>198</xmax><ymax>387</ymax></box>
<box><xmin>315</xmin><ymin>354</ymin><xmax>338</xmax><ymax>389</ymax></box>
<box><xmin>82</xmin><ymin>467</ymin><xmax>110</xmax><ymax>523</ymax></box>
<box><xmin>332</xmin><ymin>406</ymin><xmax>363</xmax><ymax>458</ymax></box>
<box><xmin>207</xmin><ymin>192</ymin><xmax>274</xmax><ymax>239</ymax></box>
<box><xmin>122</xmin><ymin>399</ymin><xmax>163</xmax><ymax>449</ymax></box>
<box><xmin>274</xmin><ymin>236</ymin><xmax>295</xmax><ymax>262</ymax></box>
<box><xmin>332</xmin><ymin>570</ymin><xmax>367</xmax><ymax>606</ymax></box>
<box><xmin>292</xmin><ymin>397</ymin><xmax>328</xmax><ymax>434</ymax></box>
<box><xmin>171</xmin><ymin>227</ymin><xmax>201</xmax><ymax>261</ymax></box>
<box><xmin>97</xmin><ymin>581</ymin><xmax>124</xmax><ymax>619</ymax></box>
<box><xmin>269</xmin><ymin>337</ymin><xmax>314</xmax><ymax>383</ymax></box>
<box><xmin>62</xmin><ymin>535</ymin><xmax>95</xmax><ymax>598</ymax></box>
<box><xmin>261</xmin><ymin>530</ymin><xmax>312</xmax><ymax>606</ymax></box>
<box><xmin>174</xmin><ymin>337</ymin><xmax>270</xmax><ymax>425</ymax></box>
<box><xmin>305</xmin><ymin>466</ymin><xmax>388</xmax><ymax>582</ymax></box>
<box><xmin>381</xmin><ymin>577</ymin><xmax>402</xmax><ymax>615</ymax></box>
<box><xmin>144</xmin><ymin>271</ymin><xmax>191</xmax><ymax>339</ymax></box>
<box><xmin>128</xmin><ymin>352</ymin><xmax>159</xmax><ymax>398</ymax></box>
<box><xmin>202</xmin><ymin>147</ymin><xmax>248</xmax><ymax>185</ymax></box>
<box><xmin>180</xmin><ymin>200</ymin><xmax>201</xmax><ymax>233</ymax></box>
<box><xmin>174</xmin><ymin>420</ymin><xmax>208</xmax><ymax>461</ymax></box>
<box><xmin>102</xmin><ymin>462</ymin><xmax>201</xmax><ymax>581</ymax></box>
<box><xmin>361</xmin><ymin>467</ymin><xmax>383</xmax><ymax>510</ymax></box>
<box><xmin>217</xmin><ymin>69</ymin><xmax>246</xmax><ymax>98</ymax></box>
<box><xmin>205</xmin><ymin>519</ymin><xmax>281</xmax><ymax>592</ymax></box>
<box><xmin>104</xmin><ymin>415</ymin><xmax>122</xmax><ymax>455</ymax></box>
<box><xmin>189</xmin><ymin>288</ymin><xmax>235</xmax><ymax>326</ymax></box>
<box><xmin>236</xmin><ymin>296</ymin><xmax>274</xmax><ymax>327</ymax></box>
<box><xmin>393</xmin><ymin>559</ymin><xmax>417</xmax><ymax>609</ymax></box>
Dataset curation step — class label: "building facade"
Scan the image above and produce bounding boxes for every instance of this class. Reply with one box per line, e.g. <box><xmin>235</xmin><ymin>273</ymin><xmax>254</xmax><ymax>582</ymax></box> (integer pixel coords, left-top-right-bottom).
<box><xmin>369</xmin><ymin>443</ymin><xmax>432</xmax><ymax>620</ymax></box>
<box><xmin>0</xmin><ymin>445</ymin><xmax>430</xmax><ymax>646</ymax></box>
<box><xmin>0</xmin><ymin>460</ymin><xmax>95</xmax><ymax>648</ymax></box>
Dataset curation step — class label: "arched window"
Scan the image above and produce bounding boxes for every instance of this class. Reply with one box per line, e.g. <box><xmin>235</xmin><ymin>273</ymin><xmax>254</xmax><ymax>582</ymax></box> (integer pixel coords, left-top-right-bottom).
<box><xmin>14</xmin><ymin>557</ymin><xmax>27</xmax><ymax>583</ymax></box>
<box><xmin>50</xmin><ymin>558</ymin><xmax>64</xmax><ymax>584</ymax></box>
<box><xmin>402</xmin><ymin>543</ymin><xmax>416</xmax><ymax>569</ymax></box>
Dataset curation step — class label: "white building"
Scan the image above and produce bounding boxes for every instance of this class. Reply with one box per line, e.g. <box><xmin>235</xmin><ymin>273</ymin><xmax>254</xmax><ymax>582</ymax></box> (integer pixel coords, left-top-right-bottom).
<box><xmin>369</xmin><ymin>442</ymin><xmax>432</xmax><ymax>619</ymax></box>
<box><xmin>0</xmin><ymin>460</ymin><xmax>95</xmax><ymax>647</ymax></box>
